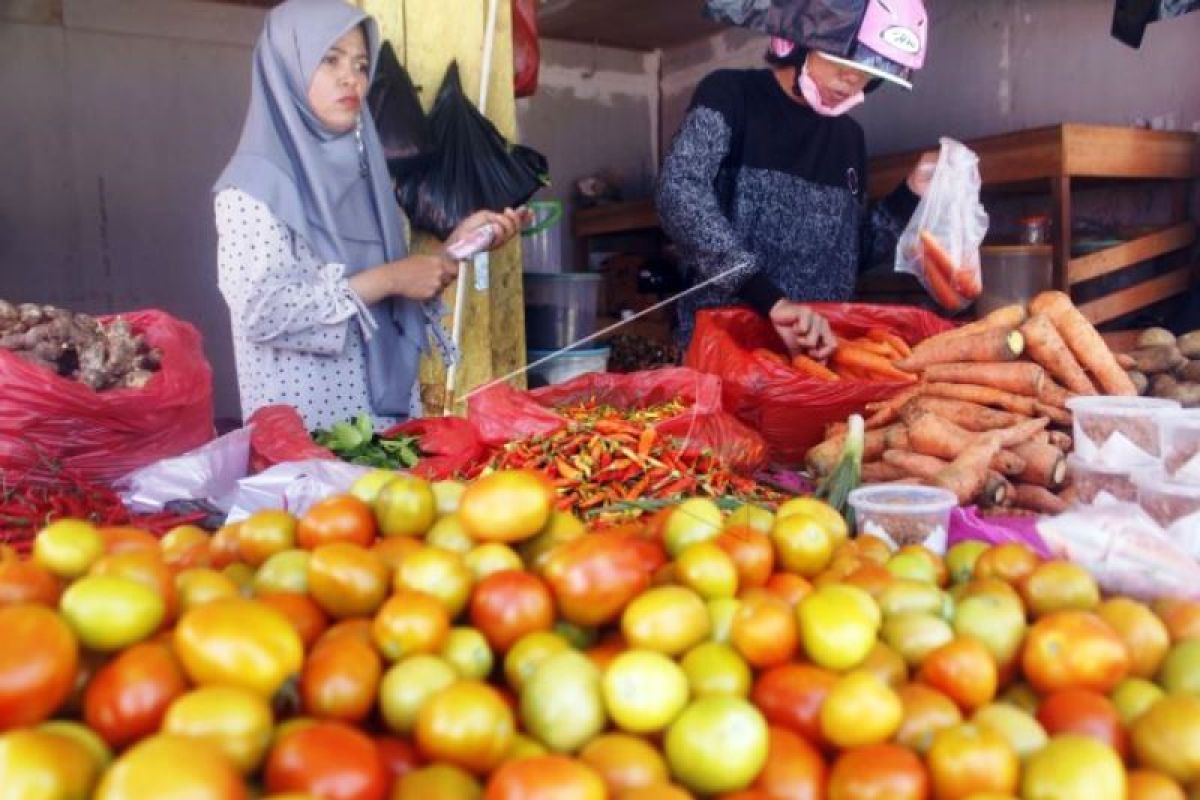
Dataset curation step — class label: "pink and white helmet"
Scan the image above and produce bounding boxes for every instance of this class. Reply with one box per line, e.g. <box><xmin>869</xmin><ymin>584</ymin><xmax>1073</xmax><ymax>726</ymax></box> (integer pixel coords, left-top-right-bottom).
<box><xmin>823</xmin><ymin>0</ymin><xmax>928</xmax><ymax>90</ymax></box>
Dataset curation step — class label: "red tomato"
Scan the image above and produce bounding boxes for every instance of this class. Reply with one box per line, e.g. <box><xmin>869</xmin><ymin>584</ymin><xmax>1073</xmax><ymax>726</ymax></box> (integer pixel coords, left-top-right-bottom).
<box><xmin>298</xmin><ymin>495</ymin><xmax>377</xmax><ymax>549</ymax></box>
<box><xmin>0</xmin><ymin>559</ymin><xmax>62</xmax><ymax>607</ymax></box>
<box><xmin>1022</xmin><ymin>611</ymin><xmax>1131</xmax><ymax>694</ymax></box>
<box><xmin>542</xmin><ymin>534</ymin><xmax>659</xmax><ymax>627</ymax></box>
<box><xmin>751</xmin><ymin>662</ymin><xmax>838</xmax><ymax>745</ymax></box>
<box><xmin>266</xmin><ymin>721</ymin><xmax>388</xmax><ymax>800</ymax></box>
<box><xmin>484</xmin><ymin>755</ymin><xmax>606</xmax><ymax>800</ymax></box>
<box><xmin>302</xmin><ymin>636</ymin><xmax>383</xmax><ymax>723</ymax></box>
<box><xmin>257</xmin><ymin>592</ymin><xmax>330</xmax><ymax>651</ymax></box>
<box><xmin>84</xmin><ymin>641</ymin><xmax>188</xmax><ymax>748</ymax></box>
<box><xmin>469</xmin><ymin>570</ymin><xmax>555</xmax><ymax>652</ymax></box>
<box><xmin>827</xmin><ymin>744</ymin><xmax>929</xmax><ymax>800</ymax></box>
<box><xmin>376</xmin><ymin>736</ymin><xmax>423</xmax><ymax>788</ymax></box>
<box><xmin>1036</xmin><ymin>688</ymin><xmax>1130</xmax><ymax>760</ymax></box>
<box><xmin>0</xmin><ymin>603</ymin><xmax>78</xmax><ymax>728</ymax></box>
<box><xmin>753</xmin><ymin>726</ymin><xmax>826</xmax><ymax>800</ymax></box>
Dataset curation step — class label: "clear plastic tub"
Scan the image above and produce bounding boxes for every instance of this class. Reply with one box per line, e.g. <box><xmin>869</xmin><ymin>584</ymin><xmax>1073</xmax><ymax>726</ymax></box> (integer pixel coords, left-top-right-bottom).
<box><xmin>976</xmin><ymin>245</ymin><xmax>1053</xmax><ymax>317</ymax></box>
<box><xmin>1067</xmin><ymin>396</ymin><xmax>1181</xmax><ymax>462</ymax></box>
<box><xmin>523</xmin><ymin>272</ymin><xmax>604</xmax><ymax>350</ymax></box>
<box><xmin>847</xmin><ymin>485</ymin><xmax>957</xmax><ymax>550</ymax></box>
<box><xmin>1157</xmin><ymin>410</ymin><xmax>1200</xmax><ymax>482</ymax></box>
<box><xmin>527</xmin><ymin>347</ymin><xmax>610</xmax><ymax>387</ymax></box>
<box><xmin>1136</xmin><ymin>468</ymin><xmax>1200</xmax><ymax>528</ymax></box>
<box><xmin>1067</xmin><ymin>453</ymin><xmax>1154</xmax><ymax>504</ymax></box>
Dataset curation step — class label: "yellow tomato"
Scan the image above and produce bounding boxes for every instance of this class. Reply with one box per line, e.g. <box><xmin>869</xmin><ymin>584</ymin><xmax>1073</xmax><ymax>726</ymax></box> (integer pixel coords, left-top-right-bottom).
<box><xmin>464</xmin><ymin>543</ymin><xmax>524</xmax><ymax>581</ymax></box>
<box><xmin>725</xmin><ymin>504</ymin><xmax>775</xmax><ymax>535</ymax></box>
<box><xmin>504</xmin><ymin>631</ymin><xmax>572</xmax><ymax>692</ymax></box>
<box><xmin>375</xmin><ymin>474</ymin><xmax>437</xmax><ymax>538</ymax></box>
<box><xmin>348</xmin><ymin>469</ymin><xmax>399</xmax><ymax>504</ymax></box>
<box><xmin>237</xmin><ymin>509</ymin><xmax>297</xmax><ymax>567</ymax></box>
<box><xmin>394</xmin><ymin>546</ymin><xmax>473</xmax><ymax>617</ymax></box>
<box><xmin>796</xmin><ymin>583</ymin><xmax>880</xmax><ymax>671</ymax></box>
<box><xmin>676</xmin><ymin>542</ymin><xmax>739</xmax><ymax>599</ymax></box>
<box><xmin>882</xmin><ymin>612</ymin><xmax>955</xmax><ymax>667</ymax></box>
<box><xmin>680</xmin><ymin>641</ymin><xmax>752</xmax><ymax>697</ymax></box>
<box><xmin>972</xmin><ymin>702</ymin><xmax>1048</xmax><ymax>762</ymax></box>
<box><xmin>665</xmin><ymin>696</ymin><xmax>768</xmax><ymax>795</ymax></box>
<box><xmin>819</xmin><ymin>669</ymin><xmax>903</xmax><ymax>748</ymax></box>
<box><xmin>162</xmin><ymin>686</ymin><xmax>273</xmax><ymax>774</ymax></box>
<box><xmin>37</xmin><ymin>721</ymin><xmax>112</xmax><ymax>769</ymax></box>
<box><xmin>35</xmin><ymin>519</ymin><xmax>105</xmax><ymax>579</ymax></box>
<box><xmin>878</xmin><ymin>579</ymin><xmax>948</xmax><ymax>619</ymax></box>
<box><xmin>174</xmin><ymin>598</ymin><xmax>303</xmax><ymax>699</ymax></box>
<box><xmin>663</xmin><ymin>498</ymin><xmax>723</xmax><ymax>557</ymax></box>
<box><xmin>775</xmin><ymin>496</ymin><xmax>848</xmax><ymax>547</ymax></box>
<box><xmin>60</xmin><ymin>574</ymin><xmax>165</xmax><ymax>652</ymax></box>
<box><xmin>707</xmin><ymin>597</ymin><xmax>741</xmax><ymax>644</ymax></box>
<box><xmin>425</xmin><ymin>515</ymin><xmax>475</xmax><ymax>554</ymax></box>
<box><xmin>379</xmin><ymin>655</ymin><xmax>458</xmax><ymax>736</ymax></box>
<box><xmin>1021</xmin><ymin>735</ymin><xmax>1125</xmax><ymax>800</ymax></box>
<box><xmin>440</xmin><ymin>627</ymin><xmax>494</xmax><ymax>681</ymax></box>
<box><xmin>431</xmin><ymin>480</ymin><xmax>467</xmax><ymax>517</ymax></box>
<box><xmin>160</xmin><ymin>525</ymin><xmax>211</xmax><ymax>568</ymax></box>
<box><xmin>458</xmin><ymin>470</ymin><xmax>553</xmax><ymax>544</ymax></box>
<box><xmin>602</xmin><ymin>649</ymin><xmax>690</xmax><ymax>734</ymax></box>
<box><xmin>1111</xmin><ymin>678</ymin><xmax>1166</xmax><ymax>727</ymax></box>
<box><xmin>175</xmin><ymin>568</ymin><xmax>240</xmax><ymax>614</ymax></box>
<box><xmin>945</xmin><ymin>541</ymin><xmax>989</xmax><ymax>585</ymax></box>
<box><xmin>94</xmin><ymin>734</ymin><xmax>246</xmax><ymax>800</ymax></box>
<box><xmin>622</xmin><ymin>586</ymin><xmax>710</xmax><ymax>656</ymax></box>
<box><xmin>770</xmin><ymin>514</ymin><xmax>833</xmax><ymax>578</ymax></box>
<box><xmin>253</xmin><ymin>549</ymin><xmax>310</xmax><ymax>596</ymax></box>
<box><xmin>0</xmin><ymin>728</ymin><xmax>100</xmax><ymax>798</ymax></box>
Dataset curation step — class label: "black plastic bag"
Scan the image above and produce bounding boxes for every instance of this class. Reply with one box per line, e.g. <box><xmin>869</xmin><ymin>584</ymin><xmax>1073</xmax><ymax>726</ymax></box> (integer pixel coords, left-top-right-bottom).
<box><xmin>367</xmin><ymin>42</ymin><xmax>434</xmax><ymax>178</ymax></box>
<box><xmin>395</xmin><ymin>62</ymin><xmax>549</xmax><ymax>240</ymax></box>
<box><xmin>703</xmin><ymin>0</ymin><xmax>866</xmax><ymax>57</ymax></box>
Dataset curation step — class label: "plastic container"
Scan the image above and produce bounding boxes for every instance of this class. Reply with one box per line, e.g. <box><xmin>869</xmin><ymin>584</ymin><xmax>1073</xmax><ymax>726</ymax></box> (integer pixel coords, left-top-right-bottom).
<box><xmin>521</xmin><ymin>200</ymin><xmax>565</xmax><ymax>273</ymax></box>
<box><xmin>1018</xmin><ymin>215</ymin><xmax>1051</xmax><ymax>245</ymax></box>
<box><xmin>526</xmin><ymin>347</ymin><xmax>610</xmax><ymax>387</ymax></box>
<box><xmin>1157</xmin><ymin>410</ymin><xmax>1200</xmax><ymax>481</ymax></box>
<box><xmin>1068</xmin><ymin>396</ymin><xmax>1181</xmax><ymax>462</ymax></box>
<box><xmin>523</xmin><ymin>272</ymin><xmax>603</xmax><ymax>350</ymax></box>
<box><xmin>1135</xmin><ymin>468</ymin><xmax>1200</xmax><ymax>528</ymax></box>
<box><xmin>976</xmin><ymin>245</ymin><xmax>1053</xmax><ymax>317</ymax></box>
<box><xmin>1067</xmin><ymin>453</ymin><xmax>1153</xmax><ymax>504</ymax></box>
<box><xmin>848</xmin><ymin>485</ymin><xmax>957</xmax><ymax>550</ymax></box>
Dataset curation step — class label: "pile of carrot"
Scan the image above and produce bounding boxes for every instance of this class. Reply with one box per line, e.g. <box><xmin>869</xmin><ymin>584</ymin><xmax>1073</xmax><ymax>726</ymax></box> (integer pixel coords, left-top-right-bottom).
<box><xmin>762</xmin><ymin>329</ymin><xmax>918</xmax><ymax>384</ymax></box>
<box><xmin>806</xmin><ymin>291</ymin><xmax>1136</xmax><ymax>516</ymax></box>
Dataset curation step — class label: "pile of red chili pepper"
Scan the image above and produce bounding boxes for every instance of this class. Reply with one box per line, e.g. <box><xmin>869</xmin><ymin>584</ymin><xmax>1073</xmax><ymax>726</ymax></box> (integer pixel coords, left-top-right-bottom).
<box><xmin>0</xmin><ymin>473</ymin><xmax>207</xmax><ymax>553</ymax></box>
<box><xmin>473</xmin><ymin>399</ymin><xmax>783</xmax><ymax>519</ymax></box>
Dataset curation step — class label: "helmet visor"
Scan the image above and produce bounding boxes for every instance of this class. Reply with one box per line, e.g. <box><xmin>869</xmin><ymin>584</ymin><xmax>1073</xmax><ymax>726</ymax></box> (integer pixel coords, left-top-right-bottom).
<box><xmin>822</xmin><ymin>43</ymin><xmax>914</xmax><ymax>90</ymax></box>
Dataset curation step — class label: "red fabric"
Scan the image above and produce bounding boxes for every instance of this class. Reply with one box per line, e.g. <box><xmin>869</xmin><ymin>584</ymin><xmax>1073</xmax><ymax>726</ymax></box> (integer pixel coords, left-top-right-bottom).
<box><xmin>248</xmin><ymin>405</ymin><xmax>335</xmax><ymax>473</ymax></box>
<box><xmin>467</xmin><ymin>367</ymin><xmax>769</xmax><ymax>473</ymax></box>
<box><xmin>0</xmin><ymin>310</ymin><xmax>214</xmax><ymax>485</ymax></box>
<box><xmin>513</xmin><ymin>0</ymin><xmax>540</xmax><ymax>98</ymax></box>
<box><xmin>382</xmin><ymin>417</ymin><xmax>488</xmax><ymax>480</ymax></box>
<box><xmin>685</xmin><ymin>304</ymin><xmax>955</xmax><ymax>466</ymax></box>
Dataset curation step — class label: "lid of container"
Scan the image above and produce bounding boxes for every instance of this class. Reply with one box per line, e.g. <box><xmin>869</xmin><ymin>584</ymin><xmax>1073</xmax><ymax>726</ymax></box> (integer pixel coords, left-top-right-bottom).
<box><xmin>847</xmin><ymin>485</ymin><xmax>957</xmax><ymax>514</ymax></box>
<box><xmin>1066</xmin><ymin>396</ymin><xmax>1181</xmax><ymax>414</ymax></box>
<box><xmin>980</xmin><ymin>245</ymin><xmax>1053</xmax><ymax>255</ymax></box>
<box><xmin>523</xmin><ymin>272</ymin><xmax>604</xmax><ymax>283</ymax></box>
<box><xmin>528</xmin><ymin>346</ymin><xmax>611</xmax><ymax>358</ymax></box>
<box><xmin>1066</xmin><ymin>452</ymin><xmax>1158</xmax><ymax>474</ymax></box>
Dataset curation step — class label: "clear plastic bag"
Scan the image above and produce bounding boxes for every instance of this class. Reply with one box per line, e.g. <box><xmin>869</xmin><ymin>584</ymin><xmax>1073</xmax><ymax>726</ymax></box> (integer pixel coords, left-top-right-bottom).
<box><xmin>118</xmin><ymin>426</ymin><xmax>252</xmax><ymax>514</ymax></box>
<box><xmin>896</xmin><ymin>138</ymin><xmax>989</xmax><ymax>312</ymax></box>
<box><xmin>224</xmin><ymin>460</ymin><xmax>374</xmax><ymax>525</ymax></box>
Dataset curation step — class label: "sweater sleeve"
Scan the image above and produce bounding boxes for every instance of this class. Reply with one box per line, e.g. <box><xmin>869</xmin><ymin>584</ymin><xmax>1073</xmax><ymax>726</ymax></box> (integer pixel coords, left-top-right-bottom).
<box><xmin>656</xmin><ymin>71</ymin><xmax>782</xmax><ymax>311</ymax></box>
<box><xmin>859</xmin><ymin>174</ymin><xmax>921</xmax><ymax>273</ymax></box>
<box><xmin>215</xmin><ymin>188</ymin><xmax>372</xmax><ymax>356</ymax></box>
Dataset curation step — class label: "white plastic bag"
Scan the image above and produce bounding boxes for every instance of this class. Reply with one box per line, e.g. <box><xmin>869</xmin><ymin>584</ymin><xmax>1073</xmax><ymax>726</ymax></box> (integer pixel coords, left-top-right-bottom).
<box><xmin>118</xmin><ymin>426</ymin><xmax>253</xmax><ymax>514</ymax></box>
<box><xmin>896</xmin><ymin>138</ymin><xmax>989</xmax><ymax>312</ymax></box>
<box><xmin>224</xmin><ymin>459</ymin><xmax>375</xmax><ymax>524</ymax></box>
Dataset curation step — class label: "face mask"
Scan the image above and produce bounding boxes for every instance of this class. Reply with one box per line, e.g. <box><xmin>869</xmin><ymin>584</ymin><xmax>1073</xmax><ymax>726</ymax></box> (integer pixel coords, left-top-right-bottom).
<box><xmin>797</xmin><ymin>62</ymin><xmax>865</xmax><ymax>116</ymax></box>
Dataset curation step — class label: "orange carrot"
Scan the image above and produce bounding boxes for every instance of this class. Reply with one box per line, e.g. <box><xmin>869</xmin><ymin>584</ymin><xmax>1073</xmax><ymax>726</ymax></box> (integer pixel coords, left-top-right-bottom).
<box><xmin>806</xmin><ymin>424</ymin><xmax>901</xmax><ymax>476</ymax></box>
<box><xmin>848</xmin><ymin>338</ymin><xmax>897</xmax><ymax>357</ymax></box>
<box><xmin>864</xmin><ymin>384</ymin><xmax>925</xmax><ymax>429</ymax></box>
<box><xmin>922</xmin><ymin>362</ymin><xmax>1046</xmax><ymax>397</ymax></box>
<box><xmin>920</xmin><ymin>230</ymin><xmax>957</xmax><ymax>282</ymax></box>
<box><xmin>1038</xmin><ymin>377</ymin><xmax>1075</xmax><ymax>409</ymax></box>
<box><xmin>931</xmin><ymin>432</ymin><xmax>1006</xmax><ymax>506</ymax></box>
<box><xmin>862</xmin><ymin>462</ymin><xmax>910</xmax><ymax>483</ymax></box>
<box><xmin>895</xmin><ymin>328</ymin><xmax>1025</xmax><ymax>372</ymax></box>
<box><xmin>792</xmin><ymin>354</ymin><xmax>840</xmax><ymax>382</ymax></box>
<box><xmin>955</xmin><ymin>266</ymin><xmax>983</xmax><ymax>300</ymax></box>
<box><xmin>922</xmin><ymin>249</ymin><xmax>967</xmax><ymax>310</ymax></box>
<box><xmin>1010</xmin><ymin>441</ymin><xmax>1068</xmax><ymax>489</ymax></box>
<box><xmin>1012</xmin><ymin>483</ymin><xmax>1068</xmax><ymax>515</ymax></box>
<box><xmin>882</xmin><ymin>449</ymin><xmax>949</xmax><ymax>480</ymax></box>
<box><xmin>905</xmin><ymin>411</ymin><xmax>1038</xmax><ymax>476</ymax></box>
<box><xmin>1034</xmin><ymin>401</ymin><xmax>1072</xmax><ymax>428</ymax></box>
<box><xmin>904</xmin><ymin>396</ymin><xmax>1026</xmax><ymax>432</ymax></box>
<box><xmin>1029</xmin><ymin>291</ymin><xmax>1137</xmax><ymax>396</ymax></box>
<box><xmin>1019</xmin><ymin>314</ymin><xmax>1098</xmax><ymax>396</ymax></box>
<box><xmin>867</xmin><ymin>328</ymin><xmax>914</xmax><ymax>358</ymax></box>
<box><xmin>922</xmin><ymin>382</ymin><xmax>1039</xmax><ymax>416</ymax></box>
<box><xmin>833</xmin><ymin>345</ymin><xmax>918</xmax><ymax>383</ymax></box>
<box><xmin>913</xmin><ymin>306</ymin><xmax>1029</xmax><ymax>358</ymax></box>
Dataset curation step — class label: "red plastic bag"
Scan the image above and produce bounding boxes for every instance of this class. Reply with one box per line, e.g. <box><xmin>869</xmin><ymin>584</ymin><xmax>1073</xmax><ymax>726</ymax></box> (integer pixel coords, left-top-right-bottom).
<box><xmin>513</xmin><ymin>0</ymin><xmax>539</xmax><ymax>98</ymax></box>
<box><xmin>685</xmin><ymin>305</ymin><xmax>954</xmax><ymax>466</ymax></box>
<box><xmin>248</xmin><ymin>405</ymin><xmax>336</xmax><ymax>473</ymax></box>
<box><xmin>467</xmin><ymin>367</ymin><xmax>768</xmax><ymax>473</ymax></box>
<box><xmin>383</xmin><ymin>417</ymin><xmax>489</xmax><ymax>480</ymax></box>
<box><xmin>0</xmin><ymin>310</ymin><xmax>215</xmax><ymax>486</ymax></box>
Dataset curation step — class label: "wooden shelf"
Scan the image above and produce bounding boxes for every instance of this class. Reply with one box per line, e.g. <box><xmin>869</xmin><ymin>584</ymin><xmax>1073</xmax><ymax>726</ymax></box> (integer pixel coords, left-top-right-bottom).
<box><xmin>1068</xmin><ymin>223</ymin><xmax>1195</xmax><ymax>285</ymax></box>
<box><xmin>1078</xmin><ymin>266</ymin><xmax>1195</xmax><ymax>325</ymax></box>
<box><xmin>573</xmin><ymin>199</ymin><xmax>659</xmax><ymax>239</ymax></box>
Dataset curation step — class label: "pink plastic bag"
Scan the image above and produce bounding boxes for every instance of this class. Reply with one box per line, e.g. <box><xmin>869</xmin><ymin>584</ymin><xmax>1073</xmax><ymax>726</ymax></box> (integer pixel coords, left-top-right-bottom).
<box><xmin>467</xmin><ymin>367</ymin><xmax>768</xmax><ymax>473</ymax></box>
<box><xmin>0</xmin><ymin>310</ymin><xmax>214</xmax><ymax>486</ymax></box>
<box><xmin>248</xmin><ymin>405</ymin><xmax>337</xmax><ymax>473</ymax></box>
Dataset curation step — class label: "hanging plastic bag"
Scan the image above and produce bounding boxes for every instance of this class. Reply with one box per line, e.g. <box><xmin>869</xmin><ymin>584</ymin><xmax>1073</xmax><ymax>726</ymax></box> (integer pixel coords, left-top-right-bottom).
<box><xmin>685</xmin><ymin>305</ymin><xmax>954</xmax><ymax>466</ymax></box>
<box><xmin>468</xmin><ymin>368</ymin><xmax>769</xmax><ymax>473</ymax></box>
<box><xmin>395</xmin><ymin>62</ymin><xmax>550</xmax><ymax>239</ymax></box>
<box><xmin>895</xmin><ymin>138</ymin><xmax>989</xmax><ymax>312</ymax></box>
<box><xmin>0</xmin><ymin>309</ymin><xmax>214</xmax><ymax>486</ymax></box>
<box><xmin>382</xmin><ymin>417</ymin><xmax>489</xmax><ymax>480</ymax></box>
<box><xmin>513</xmin><ymin>0</ymin><xmax>540</xmax><ymax>98</ymax></box>
<box><xmin>368</xmin><ymin>41</ymin><xmax>435</xmax><ymax>180</ymax></box>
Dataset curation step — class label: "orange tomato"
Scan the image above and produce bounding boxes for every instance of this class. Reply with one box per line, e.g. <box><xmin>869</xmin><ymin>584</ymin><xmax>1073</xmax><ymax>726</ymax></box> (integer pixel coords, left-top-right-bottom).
<box><xmin>468</xmin><ymin>570</ymin><xmax>555</xmax><ymax>653</ymax></box>
<box><xmin>83</xmin><ymin>640</ymin><xmax>188</xmax><ymax>748</ymax></box>
<box><xmin>372</xmin><ymin>590</ymin><xmax>450</xmax><ymax>661</ymax></box>
<box><xmin>1130</xmin><ymin>694</ymin><xmax>1200</xmax><ymax>785</ymax></box>
<box><xmin>1036</xmin><ymin>688</ymin><xmax>1129</xmax><ymax>760</ymax></box>
<box><xmin>458</xmin><ymin>470</ymin><xmax>554</xmax><ymax>544</ymax></box>
<box><xmin>1019</xmin><ymin>561</ymin><xmax>1100</xmax><ymax>616</ymax></box>
<box><xmin>1127</xmin><ymin>770</ymin><xmax>1187</xmax><ymax>800</ymax></box>
<box><xmin>307</xmin><ymin>543</ymin><xmax>390</xmax><ymax>619</ymax></box>
<box><xmin>415</xmin><ymin>681</ymin><xmax>514</xmax><ymax>775</ymax></box>
<box><xmin>98</xmin><ymin>526</ymin><xmax>161</xmax><ymax>556</ymax></box>
<box><xmin>486</xmin><ymin>756</ymin><xmax>606</xmax><ymax>800</ymax></box>
<box><xmin>237</xmin><ymin>509</ymin><xmax>298</xmax><ymax>567</ymax></box>
<box><xmin>371</xmin><ymin>535</ymin><xmax>423</xmax><ymax>572</ymax></box>
<box><xmin>1097</xmin><ymin>598</ymin><xmax>1171</xmax><ymax>680</ymax></box>
<box><xmin>752</xmin><ymin>725</ymin><xmax>826</xmax><ymax>800</ymax></box>
<box><xmin>301</xmin><ymin>636</ymin><xmax>382</xmax><ymax>724</ymax></box>
<box><xmin>860</xmin><ymin>641</ymin><xmax>909</xmax><ymax>691</ymax></box>
<box><xmin>843</xmin><ymin>562</ymin><xmax>896</xmax><ymax>600</ymax></box>
<box><xmin>579</xmin><ymin>734</ymin><xmax>669</xmax><ymax>795</ymax></box>
<box><xmin>257</xmin><ymin>592</ymin><xmax>329</xmax><ymax>651</ymax></box>
<box><xmin>0</xmin><ymin>558</ymin><xmax>62</xmax><ymax>607</ymax></box>
<box><xmin>763</xmin><ymin>573</ymin><xmax>812</xmax><ymax>607</ymax></box>
<box><xmin>918</xmin><ymin>637</ymin><xmax>998</xmax><ymax>712</ymax></box>
<box><xmin>894</xmin><ymin>683</ymin><xmax>963</xmax><ymax>754</ymax></box>
<box><xmin>0</xmin><ymin>603</ymin><xmax>78</xmax><ymax>728</ymax></box>
<box><xmin>973</xmin><ymin>543</ymin><xmax>1040</xmax><ymax>584</ymax></box>
<box><xmin>751</xmin><ymin>662</ymin><xmax>837</xmax><ymax>745</ymax></box>
<box><xmin>730</xmin><ymin>594</ymin><xmax>797</xmax><ymax>669</ymax></box>
<box><xmin>298</xmin><ymin>495</ymin><xmax>377</xmax><ymax>549</ymax></box>
<box><xmin>160</xmin><ymin>525</ymin><xmax>211</xmax><ymax>568</ymax></box>
<box><xmin>927</xmin><ymin>723</ymin><xmax>1019</xmax><ymax>800</ymax></box>
<box><xmin>716</xmin><ymin>526</ymin><xmax>774</xmax><ymax>589</ymax></box>
<box><xmin>1154</xmin><ymin>598</ymin><xmax>1200</xmax><ymax>643</ymax></box>
<box><xmin>95</xmin><ymin>734</ymin><xmax>247</xmax><ymax>800</ymax></box>
<box><xmin>1022</xmin><ymin>611</ymin><xmax>1131</xmax><ymax>694</ymax></box>
<box><xmin>542</xmin><ymin>533</ymin><xmax>657</xmax><ymax>627</ymax></box>
<box><xmin>208</xmin><ymin>525</ymin><xmax>242</xmax><ymax>569</ymax></box>
<box><xmin>265</xmin><ymin>721</ymin><xmax>388</xmax><ymax>800</ymax></box>
<box><xmin>827</xmin><ymin>744</ymin><xmax>929</xmax><ymax>800</ymax></box>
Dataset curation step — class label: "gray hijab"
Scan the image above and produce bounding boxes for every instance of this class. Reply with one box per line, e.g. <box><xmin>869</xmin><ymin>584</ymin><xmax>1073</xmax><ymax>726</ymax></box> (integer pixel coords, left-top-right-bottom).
<box><xmin>215</xmin><ymin>0</ymin><xmax>426</xmax><ymax>418</ymax></box>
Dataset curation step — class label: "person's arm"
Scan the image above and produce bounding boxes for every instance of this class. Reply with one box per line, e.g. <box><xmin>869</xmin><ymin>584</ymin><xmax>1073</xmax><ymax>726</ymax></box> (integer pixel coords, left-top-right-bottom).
<box><xmin>858</xmin><ymin>149</ymin><xmax>936</xmax><ymax>272</ymax></box>
<box><xmin>656</xmin><ymin>72</ymin><xmax>784</xmax><ymax>315</ymax></box>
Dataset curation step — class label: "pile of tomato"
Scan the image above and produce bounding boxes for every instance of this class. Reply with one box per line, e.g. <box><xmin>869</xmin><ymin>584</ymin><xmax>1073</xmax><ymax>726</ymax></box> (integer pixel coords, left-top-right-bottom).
<box><xmin>2</xmin><ymin>466</ymin><xmax>1200</xmax><ymax>800</ymax></box>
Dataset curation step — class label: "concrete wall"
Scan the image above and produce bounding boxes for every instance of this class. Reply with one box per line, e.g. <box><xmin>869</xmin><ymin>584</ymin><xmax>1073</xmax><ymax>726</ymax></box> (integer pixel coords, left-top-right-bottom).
<box><xmin>0</xmin><ymin>0</ymin><xmax>264</xmax><ymax>422</ymax></box>
<box><xmin>660</xmin><ymin>0</ymin><xmax>1200</xmax><ymax>157</ymax></box>
<box><xmin>516</xmin><ymin>39</ymin><xmax>659</xmax><ymax>270</ymax></box>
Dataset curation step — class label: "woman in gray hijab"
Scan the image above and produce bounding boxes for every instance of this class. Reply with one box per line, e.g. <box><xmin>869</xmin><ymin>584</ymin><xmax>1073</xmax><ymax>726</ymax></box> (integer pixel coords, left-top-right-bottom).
<box><xmin>215</xmin><ymin>0</ymin><xmax>520</xmax><ymax>429</ymax></box>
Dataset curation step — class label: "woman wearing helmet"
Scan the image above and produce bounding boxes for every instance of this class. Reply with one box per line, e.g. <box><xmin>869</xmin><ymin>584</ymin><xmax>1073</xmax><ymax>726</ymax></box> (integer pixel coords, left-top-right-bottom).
<box><xmin>657</xmin><ymin>0</ymin><xmax>935</xmax><ymax>357</ymax></box>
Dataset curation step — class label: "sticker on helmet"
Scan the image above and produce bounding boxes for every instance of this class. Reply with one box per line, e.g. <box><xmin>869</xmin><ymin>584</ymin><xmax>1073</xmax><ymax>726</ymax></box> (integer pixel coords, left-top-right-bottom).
<box><xmin>882</xmin><ymin>26</ymin><xmax>921</xmax><ymax>55</ymax></box>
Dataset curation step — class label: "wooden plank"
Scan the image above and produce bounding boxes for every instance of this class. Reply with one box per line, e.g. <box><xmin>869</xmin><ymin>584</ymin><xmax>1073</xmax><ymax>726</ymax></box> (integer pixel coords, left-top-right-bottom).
<box><xmin>1077</xmin><ymin>266</ymin><xmax>1195</xmax><ymax>325</ymax></box>
<box><xmin>573</xmin><ymin>199</ymin><xmax>659</xmax><ymax>238</ymax></box>
<box><xmin>1068</xmin><ymin>222</ymin><xmax>1197</xmax><ymax>285</ymax></box>
<box><xmin>1063</xmin><ymin>125</ymin><xmax>1200</xmax><ymax>179</ymax></box>
<box><xmin>1050</xmin><ymin>176</ymin><xmax>1071</xmax><ymax>291</ymax></box>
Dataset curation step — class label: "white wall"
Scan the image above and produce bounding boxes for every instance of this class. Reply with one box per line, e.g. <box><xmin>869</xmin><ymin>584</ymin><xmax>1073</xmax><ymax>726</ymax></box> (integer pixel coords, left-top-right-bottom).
<box><xmin>660</xmin><ymin>0</ymin><xmax>1200</xmax><ymax>157</ymax></box>
<box><xmin>516</xmin><ymin>39</ymin><xmax>659</xmax><ymax>270</ymax></box>
<box><xmin>0</xmin><ymin>0</ymin><xmax>265</xmax><ymax>422</ymax></box>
